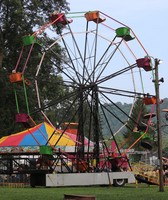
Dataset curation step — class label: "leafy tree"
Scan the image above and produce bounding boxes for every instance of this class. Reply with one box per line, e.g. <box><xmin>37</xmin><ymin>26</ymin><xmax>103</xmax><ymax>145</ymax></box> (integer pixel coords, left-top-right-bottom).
<box><xmin>0</xmin><ymin>0</ymin><xmax>70</xmax><ymax>136</ymax></box>
<box><xmin>123</xmin><ymin>98</ymin><xmax>158</xmax><ymax>162</ymax></box>
<box><xmin>126</xmin><ymin>98</ymin><xmax>147</xmax><ymax>134</ymax></box>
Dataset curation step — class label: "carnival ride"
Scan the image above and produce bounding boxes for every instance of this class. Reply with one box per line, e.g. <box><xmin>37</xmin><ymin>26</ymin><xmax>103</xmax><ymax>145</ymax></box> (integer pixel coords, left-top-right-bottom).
<box><xmin>0</xmin><ymin>11</ymin><xmax>162</xmax><ymax>187</ymax></box>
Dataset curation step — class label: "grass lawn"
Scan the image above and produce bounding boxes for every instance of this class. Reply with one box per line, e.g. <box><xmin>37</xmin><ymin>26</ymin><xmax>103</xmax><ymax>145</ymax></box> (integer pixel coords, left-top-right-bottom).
<box><xmin>0</xmin><ymin>184</ymin><xmax>168</xmax><ymax>200</ymax></box>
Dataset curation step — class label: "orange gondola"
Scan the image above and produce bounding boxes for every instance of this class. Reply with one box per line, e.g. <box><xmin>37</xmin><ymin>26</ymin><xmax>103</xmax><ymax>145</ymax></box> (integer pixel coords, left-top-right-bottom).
<box><xmin>85</xmin><ymin>11</ymin><xmax>105</xmax><ymax>23</ymax></box>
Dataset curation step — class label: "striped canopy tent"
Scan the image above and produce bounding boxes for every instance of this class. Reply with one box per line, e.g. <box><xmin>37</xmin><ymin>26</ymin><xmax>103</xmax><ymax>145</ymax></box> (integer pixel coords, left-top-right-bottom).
<box><xmin>0</xmin><ymin>122</ymin><xmax>94</xmax><ymax>153</ymax></box>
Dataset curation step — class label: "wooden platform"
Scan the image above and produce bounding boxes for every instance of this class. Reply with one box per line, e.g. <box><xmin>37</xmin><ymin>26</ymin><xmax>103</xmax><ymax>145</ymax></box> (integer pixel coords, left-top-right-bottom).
<box><xmin>64</xmin><ymin>194</ymin><xmax>96</xmax><ymax>200</ymax></box>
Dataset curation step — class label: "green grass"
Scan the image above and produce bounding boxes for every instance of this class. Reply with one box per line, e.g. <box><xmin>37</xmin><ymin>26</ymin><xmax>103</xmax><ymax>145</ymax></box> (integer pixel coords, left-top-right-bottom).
<box><xmin>0</xmin><ymin>184</ymin><xmax>168</xmax><ymax>200</ymax></box>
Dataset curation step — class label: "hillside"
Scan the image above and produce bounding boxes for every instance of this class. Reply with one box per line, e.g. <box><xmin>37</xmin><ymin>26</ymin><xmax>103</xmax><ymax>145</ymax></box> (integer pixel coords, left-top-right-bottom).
<box><xmin>101</xmin><ymin>98</ymin><xmax>168</xmax><ymax>142</ymax></box>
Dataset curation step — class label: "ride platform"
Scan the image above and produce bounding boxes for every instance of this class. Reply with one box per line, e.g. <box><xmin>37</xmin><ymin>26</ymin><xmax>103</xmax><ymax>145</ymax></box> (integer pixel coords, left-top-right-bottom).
<box><xmin>135</xmin><ymin>174</ymin><xmax>158</xmax><ymax>185</ymax></box>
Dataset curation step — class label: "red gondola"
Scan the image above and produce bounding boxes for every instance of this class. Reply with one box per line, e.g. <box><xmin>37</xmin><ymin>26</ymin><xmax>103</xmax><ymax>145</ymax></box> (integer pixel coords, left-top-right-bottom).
<box><xmin>50</xmin><ymin>13</ymin><xmax>72</xmax><ymax>25</ymax></box>
<box><xmin>136</xmin><ymin>57</ymin><xmax>152</xmax><ymax>71</ymax></box>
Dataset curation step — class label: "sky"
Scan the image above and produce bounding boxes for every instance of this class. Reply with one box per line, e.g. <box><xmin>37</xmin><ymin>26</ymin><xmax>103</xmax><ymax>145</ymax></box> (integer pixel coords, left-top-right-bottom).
<box><xmin>66</xmin><ymin>0</ymin><xmax>168</xmax><ymax>101</ymax></box>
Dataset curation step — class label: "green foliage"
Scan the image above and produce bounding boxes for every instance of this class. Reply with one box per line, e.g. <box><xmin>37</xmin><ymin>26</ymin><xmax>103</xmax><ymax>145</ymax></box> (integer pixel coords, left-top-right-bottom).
<box><xmin>126</xmin><ymin>99</ymin><xmax>147</xmax><ymax>133</ymax></box>
<box><xmin>100</xmin><ymin>98</ymin><xmax>164</xmax><ymax>159</ymax></box>
<box><xmin>100</xmin><ymin>102</ymin><xmax>132</xmax><ymax>138</ymax></box>
<box><xmin>0</xmin><ymin>0</ymin><xmax>70</xmax><ymax>136</ymax></box>
<box><xmin>123</xmin><ymin>99</ymin><xmax>156</xmax><ymax>150</ymax></box>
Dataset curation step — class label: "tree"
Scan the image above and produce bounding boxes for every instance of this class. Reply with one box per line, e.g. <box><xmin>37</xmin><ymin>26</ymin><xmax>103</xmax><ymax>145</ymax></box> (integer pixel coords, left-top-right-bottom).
<box><xmin>123</xmin><ymin>98</ymin><xmax>158</xmax><ymax>161</ymax></box>
<box><xmin>123</xmin><ymin>98</ymin><xmax>149</xmax><ymax>149</ymax></box>
<box><xmin>0</xmin><ymin>0</ymin><xmax>70</xmax><ymax>136</ymax></box>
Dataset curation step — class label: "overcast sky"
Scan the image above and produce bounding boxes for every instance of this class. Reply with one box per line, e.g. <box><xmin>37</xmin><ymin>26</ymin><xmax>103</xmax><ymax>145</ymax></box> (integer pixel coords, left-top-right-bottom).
<box><xmin>67</xmin><ymin>0</ymin><xmax>168</xmax><ymax>100</ymax></box>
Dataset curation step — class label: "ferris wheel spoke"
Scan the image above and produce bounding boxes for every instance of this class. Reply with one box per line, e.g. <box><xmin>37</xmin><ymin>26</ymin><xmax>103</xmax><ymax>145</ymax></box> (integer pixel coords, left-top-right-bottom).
<box><xmin>98</xmin><ymin>100</ymin><xmax>122</xmax><ymax>154</ymax></box>
<box><xmin>82</xmin><ymin>21</ymin><xmax>95</xmax><ymax>84</ymax></box>
<box><xmin>54</xmin><ymin>104</ymin><xmax>82</xmax><ymax>147</ymax></box>
<box><xmin>85</xmin><ymin>34</ymin><xmax>117</xmax><ymax>85</ymax></box>
<box><xmin>41</xmin><ymin>32</ymin><xmax>85</xmax><ymax>84</ymax></box>
<box><xmin>99</xmin><ymin>91</ymin><xmax>137</xmax><ymax>126</ymax></box>
<box><xmin>37</xmin><ymin>45</ymin><xmax>80</xmax><ymax>85</ymax></box>
<box><xmin>97</xmin><ymin>63</ymin><xmax>137</xmax><ymax>85</ymax></box>
<box><xmin>98</xmin><ymin>85</ymin><xmax>153</xmax><ymax>98</ymax></box>
<box><xmin>32</xmin><ymin>89</ymin><xmax>79</xmax><ymax>114</ymax></box>
<box><xmin>58</xmin><ymin>32</ymin><xmax>83</xmax><ymax>84</ymax></box>
<box><xmin>99</xmin><ymin>99</ymin><xmax>132</xmax><ymax>138</ymax></box>
<box><xmin>95</xmin><ymin>38</ymin><xmax>124</xmax><ymax>83</ymax></box>
<box><xmin>92</xmin><ymin>22</ymin><xmax>99</xmax><ymax>82</ymax></box>
<box><xmin>65</xmin><ymin>25</ymin><xmax>95</xmax><ymax>84</ymax></box>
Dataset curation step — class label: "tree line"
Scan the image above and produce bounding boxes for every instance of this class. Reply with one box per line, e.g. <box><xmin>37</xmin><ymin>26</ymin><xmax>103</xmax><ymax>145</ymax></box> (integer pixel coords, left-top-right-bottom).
<box><xmin>0</xmin><ymin>0</ymin><xmax>71</xmax><ymax>136</ymax></box>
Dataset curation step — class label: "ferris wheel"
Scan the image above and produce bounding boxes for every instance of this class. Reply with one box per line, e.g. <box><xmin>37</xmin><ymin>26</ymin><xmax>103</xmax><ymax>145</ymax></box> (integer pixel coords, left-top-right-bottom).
<box><xmin>9</xmin><ymin>11</ymin><xmax>157</xmax><ymax>166</ymax></box>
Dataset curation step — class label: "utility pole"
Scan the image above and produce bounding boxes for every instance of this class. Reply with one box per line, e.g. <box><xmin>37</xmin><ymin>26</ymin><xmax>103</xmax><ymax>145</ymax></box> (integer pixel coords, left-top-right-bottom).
<box><xmin>154</xmin><ymin>58</ymin><xmax>164</xmax><ymax>192</ymax></box>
